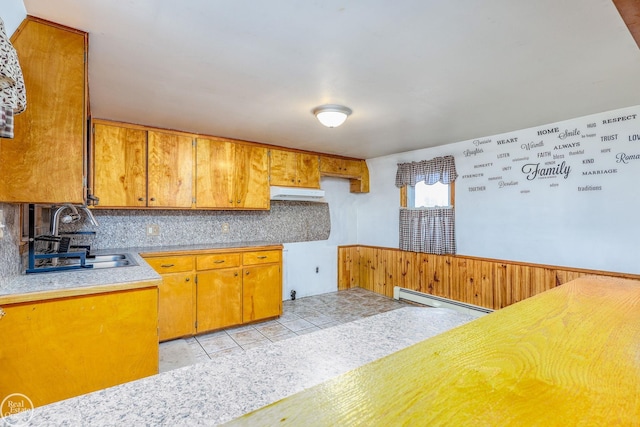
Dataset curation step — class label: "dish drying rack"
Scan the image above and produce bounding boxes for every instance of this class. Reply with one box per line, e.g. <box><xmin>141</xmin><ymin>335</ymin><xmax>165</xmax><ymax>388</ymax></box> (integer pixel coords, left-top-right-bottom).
<box><xmin>25</xmin><ymin>204</ymin><xmax>97</xmax><ymax>274</ymax></box>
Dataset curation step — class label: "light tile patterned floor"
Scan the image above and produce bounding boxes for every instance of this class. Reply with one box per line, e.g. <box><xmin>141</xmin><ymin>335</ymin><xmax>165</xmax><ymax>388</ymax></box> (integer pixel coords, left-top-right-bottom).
<box><xmin>159</xmin><ymin>288</ymin><xmax>415</xmax><ymax>372</ymax></box>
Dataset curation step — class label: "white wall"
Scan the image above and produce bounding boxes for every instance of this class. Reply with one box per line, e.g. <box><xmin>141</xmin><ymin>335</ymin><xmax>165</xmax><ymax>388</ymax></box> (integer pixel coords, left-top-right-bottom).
<box><xmin>0</xmin><ymin>0</ymin><xmax>26</xmax><ymax>36</ymax></box>
<box><xmin>357</xmin><ymin>105</ymin><xmax>640</xmax><ymax>274</ymax></box>
<box><xmin>283</xmin><ymin>177</ymin><xmax>360</xmax><ymax>299</ymax></box>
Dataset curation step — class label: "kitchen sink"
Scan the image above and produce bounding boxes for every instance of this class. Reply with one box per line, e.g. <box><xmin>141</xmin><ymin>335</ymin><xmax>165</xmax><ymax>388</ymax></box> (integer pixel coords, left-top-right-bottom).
<box><xmin>62</xmin><ymin>253</ymin><xmax>138</xmax><ymax>269</ymax></box>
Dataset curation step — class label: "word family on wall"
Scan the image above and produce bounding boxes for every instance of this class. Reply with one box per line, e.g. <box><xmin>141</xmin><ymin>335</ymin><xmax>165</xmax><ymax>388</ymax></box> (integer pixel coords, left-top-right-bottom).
<box><xmin>457</xmin><ymin>107</ymin><xmax>639</xmax><ymax>196</ymax></box>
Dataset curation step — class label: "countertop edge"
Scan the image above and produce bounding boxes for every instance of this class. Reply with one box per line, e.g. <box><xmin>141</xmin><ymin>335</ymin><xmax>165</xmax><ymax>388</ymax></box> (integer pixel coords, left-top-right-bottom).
<box><xmin>0</xmin><ymin>278</ymin><xmax>161</xmax><ymax>305</ymax></box>
<box><xmin>1</xmin><ymin>242</ymin><xmax>283</xmax><ymax>305</ymax></box>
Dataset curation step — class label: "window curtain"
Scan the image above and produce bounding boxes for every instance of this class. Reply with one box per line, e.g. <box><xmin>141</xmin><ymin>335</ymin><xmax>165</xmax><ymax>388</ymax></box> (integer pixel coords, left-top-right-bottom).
<box><xmin>396</xmin><ymin>155</ymin><xmax>457</xmax><ymax>255</ymax></box>
<box><xmin>395</xmin><ymin>155</ymin><xmax>457</xmax><ymax>187</ymax></box>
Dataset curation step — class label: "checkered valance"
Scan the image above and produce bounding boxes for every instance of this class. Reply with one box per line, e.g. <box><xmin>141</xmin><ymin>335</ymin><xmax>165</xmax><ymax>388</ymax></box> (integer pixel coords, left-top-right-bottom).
<box><xmin>395</xmin><ymin>155</ymin><xmax>457</xmax><ymax>188</ymax></box>
<box><xmin>399</xmin><ymin>207</ymin><xmax>456</xmax><ymax>255</ymax></box>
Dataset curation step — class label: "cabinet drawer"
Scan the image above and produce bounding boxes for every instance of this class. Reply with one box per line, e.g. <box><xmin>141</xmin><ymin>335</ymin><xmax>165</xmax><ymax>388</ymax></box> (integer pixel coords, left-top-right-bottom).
<box><xmin>196</xmin><ymin>253</ymin><xmax>241</xmax><ymax>270</ymax></box>
<box><xmin>243</xmin><ymin>250</ymin><xmax>281</xmax><ymax>265</ymax></box>
<box><xmin>145</xmin><ymin>256</ymin><xmax>194</xmax><ymax>273</ymax></box>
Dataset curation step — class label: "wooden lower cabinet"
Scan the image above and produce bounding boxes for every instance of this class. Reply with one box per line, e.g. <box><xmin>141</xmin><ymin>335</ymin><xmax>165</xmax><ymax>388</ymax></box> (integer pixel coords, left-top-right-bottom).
<box><xmin>197</xmin><ymin>268</ymin><xmax>242</xmax><ymax>331</ymax></box>
<box><xmin>158</xmin><ymin>272</ymin><xmax>196</xmax><ymax>341</ymax></box>
<box><xmin>0</xmin><ymin>287</ymin><xmax>159</xmax><ymax>408</ymax></box>
<box><xmin>144</xmin><ymin>246</ymin><xmax>282</xmax><ymax>340</ymax></box>
<box><xmin>243</xmin><ymin>264</ymin><xmax>281</xmax><ymax>322</ymax></box>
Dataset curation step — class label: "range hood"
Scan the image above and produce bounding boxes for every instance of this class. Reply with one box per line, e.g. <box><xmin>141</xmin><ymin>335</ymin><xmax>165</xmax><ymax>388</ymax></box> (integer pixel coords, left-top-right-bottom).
<box><xmin>270</xmin><ymin>186</ymin><xmax>326</xmax><ymax>202</ymax></box>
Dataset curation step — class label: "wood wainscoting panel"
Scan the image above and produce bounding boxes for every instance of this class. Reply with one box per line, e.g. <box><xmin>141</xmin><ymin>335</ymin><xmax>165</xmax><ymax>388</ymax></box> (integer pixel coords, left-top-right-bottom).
<box><xmin>339</xmin><ymin>245</ymin><xmax>640</xmax><ymax>310</ymax></box>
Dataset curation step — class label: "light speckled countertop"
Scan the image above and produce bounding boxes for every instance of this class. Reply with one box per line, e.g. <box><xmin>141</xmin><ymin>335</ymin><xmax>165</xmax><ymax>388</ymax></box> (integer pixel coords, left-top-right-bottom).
<box><xmin>15</xmin><ymin>307</ymin><xmax>475</xmax><ymax>426</ymax></box>
<box><xmin>0</xmin><ymin>242</ymin><xmax>282</xmax><ymax>304</ymax></box>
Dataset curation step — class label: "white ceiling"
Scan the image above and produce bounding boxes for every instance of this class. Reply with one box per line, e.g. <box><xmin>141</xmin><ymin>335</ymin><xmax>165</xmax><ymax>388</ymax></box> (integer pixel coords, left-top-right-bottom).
<box><xmin>23</xmin><ymin>0</ymin><xmax>640</xmax><ymax>159</ymax></box>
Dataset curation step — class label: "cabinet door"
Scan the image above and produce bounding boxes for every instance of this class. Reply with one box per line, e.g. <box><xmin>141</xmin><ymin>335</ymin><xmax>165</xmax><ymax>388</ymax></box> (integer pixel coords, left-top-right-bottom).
<box><xmin>319</xmin><ymin>156</ymin><xmax>363</xmax><ymax>178</ymax></box>
<box><xmin>158</xmin><ymin>272</ymin><xmax>196</xmax><ymax>341</ymax></box>
<box><xmin>147</xmin><ymin>131</ymin><xmax>193</xmax><ymax>208</ymax></box>
<box><xmin>343</xmin><ymin>159</ymin><xmax>364</xmax><ymax>177</ymax></box>
<box><xmin>270</xmin><ymin>150</ymin><xmax>320</xmax><ymax>189</ymax></box>
<box><xmin>93</xmin><ymin>124</ymin><xmax>148</xmax><ymax>207</ymax></box>
<box><xmin>269</xmin><ymin>149</ymin><xmax>298</xmax><ymax>186</ymax></box>
<box><xmin>243</xmin><ymin>264</ymin><xmax>281</xmax><ymax>322</ymax></box>
<box><xmin>0</xmin><ymin>20</ymin><xmax>86</xmax><ymax>203</ymax></box>
<box><xmin>195</xmin><ymin>138</ymin><xmax>235</xmax><ymax>208</ymax></box>
<box><xmin>296</xmin><ymin>153</ymin><xmax>320</xmax><ymax>188</ymax></box>
<box><xmin>0</xmin><ymin>288</ymin><xmax>158</xmax><ymax>408</ymax></box>
<box><xmin>235</xmin><ymin>144</ymin><xmax>269</xmax><ymax>209</ymax></box>
<box><xmin>197</xmin><ymin>268</ymin><xmax>243</xmax><ymax>332</ymax></box>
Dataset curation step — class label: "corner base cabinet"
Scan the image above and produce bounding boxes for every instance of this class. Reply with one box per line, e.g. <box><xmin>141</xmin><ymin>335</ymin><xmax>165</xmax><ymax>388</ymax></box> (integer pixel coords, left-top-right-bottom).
<box><xmin>143</xmin><ymin>246</ymin><xmax>282</xmax><ymax>341</ymax></box>
<box><xmin>0</xmin><ymin>287</ymin><xmax>159</xmax><ymax>408</ymax></box>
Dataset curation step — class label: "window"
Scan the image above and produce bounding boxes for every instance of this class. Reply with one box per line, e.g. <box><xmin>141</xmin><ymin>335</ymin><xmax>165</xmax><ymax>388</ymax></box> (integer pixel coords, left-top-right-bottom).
<box><xmin>395</xmin><ymin>156</ymin><xmax>458</xmax><ymax>255</ymax></box>
<box><xmin>406</xmin><ymin>181</ymin><xmax>454</xmax><ymax>208</ymax></box>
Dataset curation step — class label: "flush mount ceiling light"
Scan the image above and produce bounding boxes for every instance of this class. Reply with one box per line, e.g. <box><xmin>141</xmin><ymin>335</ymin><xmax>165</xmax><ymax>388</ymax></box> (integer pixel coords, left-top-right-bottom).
<box><xmin>313</xmin><ymin>104</ymin><xmax>352</xmax><ymax>128</ymax></box>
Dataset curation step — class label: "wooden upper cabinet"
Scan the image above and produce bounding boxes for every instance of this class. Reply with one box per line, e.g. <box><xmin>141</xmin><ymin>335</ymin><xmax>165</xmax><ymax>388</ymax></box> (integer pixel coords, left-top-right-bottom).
<box><xmin>0</xmin><ymin>18</ymin><xmax>87</xmax><ymax>203</ymax></box>
<box><xmin>196</xmin><ymin>138</ymin><xmax>235</xmax><ymax>208</ymax></box>
<box><xmin>196</xmin><ymin>138</ymin><xmax>269</xmax><ymax>209</ymax></box>
<box><xmin>319</xmin><ymin>156</ymin><xmax>363</xmax><ymax>178</ymax></box>
<box><xmin>93</xmin><ymin>123</ymin><xmax>147</xmax><ymax>207</ymax></box>
<box><xmin>270</xmin><ymin>149</ymin><xmax>320</xmax><ymax>189</ymax></box>
<box><xmin>234</xmin><ymin>144</ymin><xmax>269</xmax><ymax>209</ymax></box>
<box><xmin>320</xmin><ymin>156</ymin><xmax>370</xmax><ymax>193</ymax></box>
<box><xmin>147</xmin><ymin>131</ymin><xmax>193</xmax><ymax>208</ymax></box>
<box><xmin>92</xmin><ymin>123</ymin><xmax>194</xmax><ymax>208</ymax></box>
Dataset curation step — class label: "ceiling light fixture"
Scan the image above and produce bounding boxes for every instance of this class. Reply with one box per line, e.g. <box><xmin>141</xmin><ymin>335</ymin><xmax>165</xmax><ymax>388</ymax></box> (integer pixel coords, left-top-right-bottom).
<box><xmin>313</xmin><ymin>104</ymin><xmax>352</xmax><ymax>128</ymax></box>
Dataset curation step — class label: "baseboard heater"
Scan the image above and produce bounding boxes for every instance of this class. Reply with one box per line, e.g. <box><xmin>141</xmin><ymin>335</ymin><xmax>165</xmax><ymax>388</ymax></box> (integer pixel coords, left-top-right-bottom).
<box><xmin>393</xmin><ymin>287</ymin><xmax>493</xmax><ymax>318</ymax></box>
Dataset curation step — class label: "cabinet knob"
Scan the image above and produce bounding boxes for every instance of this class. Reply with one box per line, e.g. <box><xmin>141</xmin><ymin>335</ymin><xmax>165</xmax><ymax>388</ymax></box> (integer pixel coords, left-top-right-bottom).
<box><xmin>246</xmin><ymin>271</ymin><xmax>250</xmax><ymax>276</ymax></box>
<box><xmin>214</xmin><ymin>260</ymin><xmax>225</xmax><ymax>264</ymax></box>
<box><xmin>185</xmin><ymin>277</ymin><xmax>190</xmax><ymax>282</ymax></box>
<box><xmin>234</xmin><ymin>272</ymin><xmax>238</xmax><ymax>277</ymax></box>
<box><xmin>237</xmin><ymin>199</ymin><xmax>241</xmax><ymax>204</ymax></box>
<box><xmin>161</xmin><ymin>264</ymin><xmax>174</xmax><ymax>268</ymax></box>
<box><xmin>229</xmin><ymin>200</ymin><xmax>233</xmax><ymax>204</ymax></box>
<box><xmin>150</xmin><ymin>197</ymin><xmax>156</xmax><ymax>202</ymax></box>
<box><xmin>0</xmin><ymin>307</ymin><xmax>5</xmax><ymax>319</ymax></box>
<box><xmin>138</xmin><ymin>197</ymin><xmax>145</xmax><ymax>202</ymax></box>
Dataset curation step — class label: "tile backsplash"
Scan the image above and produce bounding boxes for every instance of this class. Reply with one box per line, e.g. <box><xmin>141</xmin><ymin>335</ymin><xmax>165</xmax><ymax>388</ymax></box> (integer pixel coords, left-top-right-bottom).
<box><xmin>0</xmin><ymin>203</ymin><xmax>21</xmax><ymax>286</ymax></box>
<box><xmin>60</xmin><ymin>201</ymin><xmax>331</xmax><ymax>250</ymax></box>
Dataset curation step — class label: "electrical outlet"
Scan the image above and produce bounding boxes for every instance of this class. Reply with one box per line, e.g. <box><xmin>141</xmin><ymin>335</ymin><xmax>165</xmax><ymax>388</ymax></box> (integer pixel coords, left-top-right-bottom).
<box><xmin>146</xmin><ymin>224</ymin><xmax>160</xmax><ymax>236</ymax></box>
<box><xmin>221</xmin><ymin>222</ymin><xmax>230</xmax><ymax>233</ymax></box>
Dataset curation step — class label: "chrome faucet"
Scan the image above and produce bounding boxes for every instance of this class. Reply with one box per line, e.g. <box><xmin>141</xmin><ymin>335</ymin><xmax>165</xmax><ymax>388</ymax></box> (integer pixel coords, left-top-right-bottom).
<box><xmin>51</xmin><ymin>204</ymin><xmax>99</xmax><ymax>236</ymax></box>
<box><xmin>51</xmin><ymin>204</ymin><xmax>79</xmax><ymax>236</ymax></box>
<box><xmin>79</xmin><ymin>205</ymin><xmax>99</xmax><ymax>227</ymax></box>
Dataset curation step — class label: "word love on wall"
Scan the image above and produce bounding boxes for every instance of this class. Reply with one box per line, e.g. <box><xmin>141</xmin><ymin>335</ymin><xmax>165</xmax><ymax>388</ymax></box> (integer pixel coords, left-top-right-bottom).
<box><xmin>457</xmin><ymin>107</ymin><xmax>639</xmax><ymax>195</ymax></box>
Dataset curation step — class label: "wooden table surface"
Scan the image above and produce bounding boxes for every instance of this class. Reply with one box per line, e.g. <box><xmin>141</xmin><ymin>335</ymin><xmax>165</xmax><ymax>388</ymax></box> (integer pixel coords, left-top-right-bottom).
<box><xmin>227</xmin><ymin>276</ymin><xmax>640</xmax><ymax>426</ymax></box>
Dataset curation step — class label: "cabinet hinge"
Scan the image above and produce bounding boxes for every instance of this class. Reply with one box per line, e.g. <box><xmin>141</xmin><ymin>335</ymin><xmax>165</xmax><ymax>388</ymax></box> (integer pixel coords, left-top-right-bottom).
<box><xmin>192</xmin><ymin>197</ymin><xmax>197</xmax><ymax>204</ymax></box>
<box><xmin>192</xmin><ymin>139</ymin><xmax>196</xmax><ymax>147</ymax></box>
<box><xmin>195</xmin><ymin>320</ymin><xmax>198</xmax><ymax>329</ymax></box>
<box><xmin>195</xmin><ymin>275</ymin><xmax>198</xmax><ymax>284</ymax></box>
